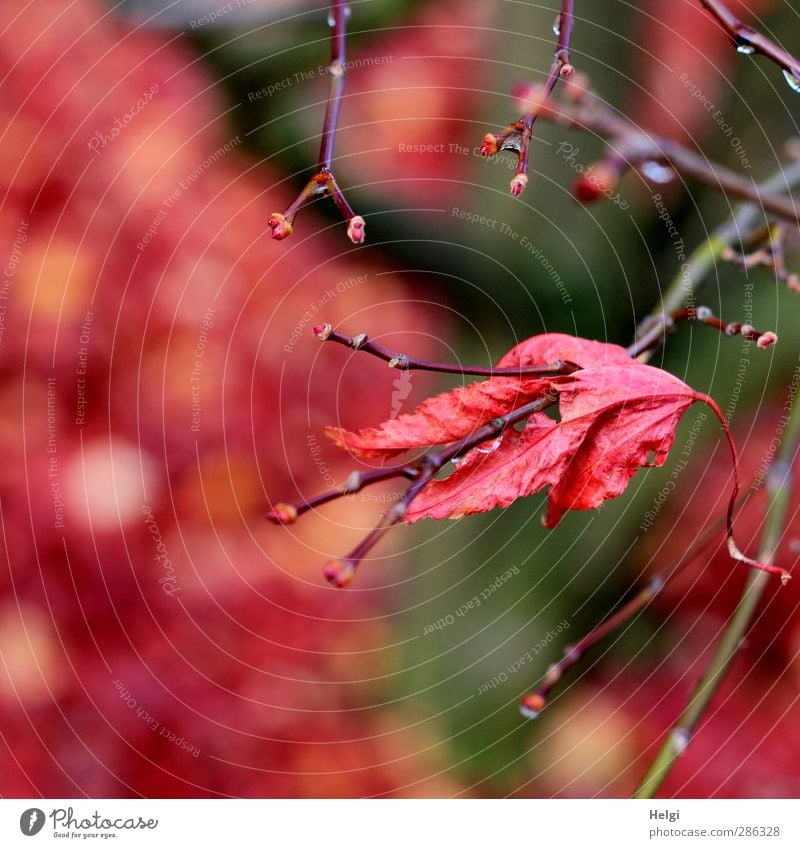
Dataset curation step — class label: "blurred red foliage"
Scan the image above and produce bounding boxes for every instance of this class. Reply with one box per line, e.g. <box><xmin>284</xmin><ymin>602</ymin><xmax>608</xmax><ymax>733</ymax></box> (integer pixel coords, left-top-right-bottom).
<box><xmin>0</xmin><ymin>0</ymin><xmax>458</xmax><ymax>797</ymax></box>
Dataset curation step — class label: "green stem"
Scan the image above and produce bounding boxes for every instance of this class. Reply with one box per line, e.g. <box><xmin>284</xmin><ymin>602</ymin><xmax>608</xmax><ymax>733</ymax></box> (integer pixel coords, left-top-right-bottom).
<box><xmin>634</xmin><ymin>377</ymin><xmax>800</xmax><ymax>798</ymax></box>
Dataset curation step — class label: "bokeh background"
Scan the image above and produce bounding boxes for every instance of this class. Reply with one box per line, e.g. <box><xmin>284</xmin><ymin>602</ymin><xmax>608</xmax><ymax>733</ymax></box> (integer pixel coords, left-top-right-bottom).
<box><xmin>1</xmin><ymin>0</ymin><xmax>800</xmax><ymax>797</ymax></box>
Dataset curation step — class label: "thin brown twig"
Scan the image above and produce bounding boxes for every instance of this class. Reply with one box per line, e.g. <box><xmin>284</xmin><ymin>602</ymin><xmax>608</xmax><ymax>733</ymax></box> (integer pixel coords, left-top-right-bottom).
<box><xmin>481</xmin><ymin>0</ymin><xmax>575</xmax><ymax>196</ymax></box>
<box><xmin>313</xmin><ymin>324</ymin><xmax>579</xmax><ymax>377</ymax></box>
<box><xmin>540</xmin><ymin>95</ymin><xmax>800</xmax><ymax>224</ymax></box>
<box><xmin>267</xmin><ymin>393</ymin><xmax>557</xmax><ymax>586</ymax></box>
<box><xmin>627</xmin><ymin>306</ymin><xmax>777</xmax><ymax>359</ymax></box>
<box><xmin>699</xmin><ymin>0</ymin><xmax>800</xmax><ymax>88</ymax></box>
<box><xmin>268</xmin><ymin>1</ymin><xmax>365</xmax><ymax>243</ymax></box>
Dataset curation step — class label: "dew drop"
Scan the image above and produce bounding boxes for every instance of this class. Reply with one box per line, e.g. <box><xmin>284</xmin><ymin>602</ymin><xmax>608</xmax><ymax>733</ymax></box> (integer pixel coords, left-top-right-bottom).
<box><xmin>477</xmin><ymin>437</ymin><xmax>502</xmax><ymax>455</ymax></box>
<box><xmin>327</xmin><ymin>13</ymin><xmax>335</xmax><ymax>27</ymax></box>
<box><xmin>641</xmin><ymin>160</ymin><xmax>675</xmax><ymax>184</ymax></box>
<box><xmin>783</xmin><ymin>68</ymin><xmax>800</xmax><ymax>93</ymax></box>
<box><xmin>736</xmin><ymin>43</ymin><xmax>755</xmax><ymax>55</ymax></box>
<box><xmin>552</xmin><ymin>14</ymin><xmax>561</xmax><ymax>36</ymax></box>
<box><xmin>451</xmin><ymin>456</ymin><xmax>463</xmax><ymax>467</ymax></box>
<box><xmin>671</xmin><ymin>727</ymin><xmax>691</xmax><ymax>754</ymax></box>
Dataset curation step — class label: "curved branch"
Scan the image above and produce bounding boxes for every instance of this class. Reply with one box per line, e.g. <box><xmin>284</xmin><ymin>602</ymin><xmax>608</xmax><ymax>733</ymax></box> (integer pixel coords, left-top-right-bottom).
<box><xmin>699</xmin><ymin>0</ymin><xmax>800</xmax><ymax>88</ymax></box>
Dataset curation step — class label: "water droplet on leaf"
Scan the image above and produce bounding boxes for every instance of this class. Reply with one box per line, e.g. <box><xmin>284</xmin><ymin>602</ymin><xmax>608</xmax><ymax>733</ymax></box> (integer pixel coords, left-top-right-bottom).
<box><xmin>477</xmin><ymin>437</ymin><xmax>503</xmax><ymax>455</ymax></box>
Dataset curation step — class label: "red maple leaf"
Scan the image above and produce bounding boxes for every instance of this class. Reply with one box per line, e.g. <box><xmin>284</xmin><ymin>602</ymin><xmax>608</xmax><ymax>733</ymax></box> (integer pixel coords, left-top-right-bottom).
<box><xmin>319</xmin><ymin>333</ymin><xmax>789</xmax><ymax>585</ymax></box>
<box><xmin>405</xmin><ymin>363</ymin><xmax>695</xmax><ymax>527</ymax></box>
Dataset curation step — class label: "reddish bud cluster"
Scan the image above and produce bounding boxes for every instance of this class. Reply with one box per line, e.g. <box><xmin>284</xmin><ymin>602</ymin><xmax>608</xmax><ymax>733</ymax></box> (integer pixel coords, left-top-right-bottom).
<box><xmin>267</xmin><ymin>212</ymin><xmax>294</xmax><ymax>240</ymax></box>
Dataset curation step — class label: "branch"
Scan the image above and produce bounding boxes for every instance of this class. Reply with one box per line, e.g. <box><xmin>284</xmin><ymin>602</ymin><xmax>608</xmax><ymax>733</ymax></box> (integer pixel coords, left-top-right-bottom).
<box><xmin>516</xmin><ymin>165</ymin><xmax>800</xmax><ymax>719</ymax></box>
<box><xmin>521</xmin><ymin>575</ymin><xmax>665</xmax><ymax>718</ymax></box>
<box><xmin>540</xmin><ymin>95</ymin><xmax>800</xmax><ymax>225</ymax></box>
<box><xmin>634</xmin><ymin>388</ymin><xmax>800</xmax><ymax>797</ymax></box>
<box><xmin>633</xmin><ymin>157</ymin><xmax>800</xmax><ymax>356</ymax></box>
<box><xmin>313</xmin><ymin>323</ymin><xmax>579</xmax><ymax>377</ymax></box>
<box><xmin>267</xmin><ymin>394</ymin><xmax>556</xmax><ymax>586</ymax></box>
<box><xmin>722</xmin><ymin>223</ymin><xmax>800</xmax><ymax>291</ymax></box>
<box><xmin>268</xmin><ymin>1</ymin><xmax>365</xmax><ymax>243</ymax></box>
<box><xmin>699</xmin><ymin>0</ymin><xmax>800</xmax><ymax>90</ymax></box>
<box><xmin>627</xmin><ymin>306</ymin><xmax>777</xmax><ymax>359</ymax></box>
<box><xmin>481</xmin><ymin>0</ymin><xmax>575</xmax><ymax>196</ymax></box>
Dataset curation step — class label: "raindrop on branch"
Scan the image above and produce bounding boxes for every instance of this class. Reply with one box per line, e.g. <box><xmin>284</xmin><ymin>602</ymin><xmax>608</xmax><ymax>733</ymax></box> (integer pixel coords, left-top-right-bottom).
<box><xmin>641</xmin><ymin>160</ymin><xmax>675</xmax><ymax>184</ymax></box>
<box><xmin>735</xmin><ymin>43</ymin><xmax>755</xmax><ymax>55</ymax></box>
<box><xmin>783</xmin><ymin>69</ymin><xmax>800</xmax><ymax>93</ymax></box>
<box><xmin>477</xmin><ymin>437</ymin><xmax>503</xmax><ymax>455</ymax></box>
<box><xmin>552</xmin><ymin>14</ymin><xmax>561</xmax><ymax>36</ymax></box>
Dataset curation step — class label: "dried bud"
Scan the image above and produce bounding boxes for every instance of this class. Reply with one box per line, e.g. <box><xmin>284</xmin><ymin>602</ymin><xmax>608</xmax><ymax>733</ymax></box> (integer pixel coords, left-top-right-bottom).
<box><xmin>347</xmin><ymin>215</ymin><xmax>366</xmax><ymax>244</ymax></box>
<box><xmin>572</xmin><ymin>163</ymin><xmax>619</xmax><ymax>203</ymax></box>
<box><xmin>519</xmin><ymin>692</ymin><xmax>546</xmax><ymax>719</ymax></box>
<box><xmin>268</xmin><ymin>212</ymin><xmax>293</xmax><ymax>240</ymax></box>
<box><xmin>757</xmin><ymin>331</ymin><xmax>778</xmax><ymax>349</ymax></box>
<box><xmin>480</xmin><ymin>133</ymin><xmax>499</xmax><ymax>157</ymax></box>
<box><xmin>510</xmin><ymin>173</ymin><xmax>528</xmax><ymax>197</ymax></box>
<box><xmin>560</xmin><ymin>63</ymin><xmax>574</xmax><ymax>77</ymax></box>
<box><xmin>323</xmin><ymin>559</ymin><xmax>355</xmax><ymax>588</ymax></box>
<box><xmin>787</xmin><ymin>273</ymin><xmax>800</xmax><ymax>292</ymax></box>
<box><xmin>266</xmin><ymin>502</ymin><xmax>298</xmax><ymax>524</ymax></box>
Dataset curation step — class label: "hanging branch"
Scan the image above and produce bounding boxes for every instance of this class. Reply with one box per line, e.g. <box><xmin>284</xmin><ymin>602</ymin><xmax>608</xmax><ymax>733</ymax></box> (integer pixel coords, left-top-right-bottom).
<box><xmin>698</xmin><ymin>0</ymin><xmax>800</xmax><ymax>90</ymax></box>
<box><xmin>480</xmin><ymin>0</ymin><xmax>575</xmax><ymax>196</ymax></box>
<box><xmin>268</xmin><ymin>1</ymin><xmax>365</xmax><ymax>243</ymax></box>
